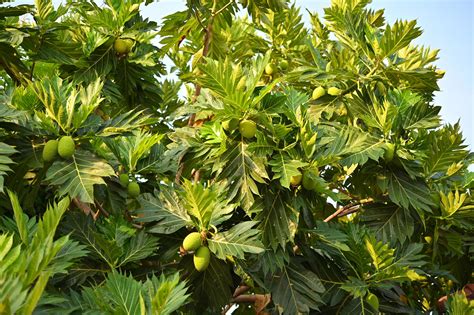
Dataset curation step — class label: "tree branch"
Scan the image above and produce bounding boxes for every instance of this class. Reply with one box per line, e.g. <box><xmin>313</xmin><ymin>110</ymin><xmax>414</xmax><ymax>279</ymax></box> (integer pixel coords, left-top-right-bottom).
<box><xmin>323</xmin><ymin>198</ymin><xmax>373</xmax><ymax>222</ymax></box>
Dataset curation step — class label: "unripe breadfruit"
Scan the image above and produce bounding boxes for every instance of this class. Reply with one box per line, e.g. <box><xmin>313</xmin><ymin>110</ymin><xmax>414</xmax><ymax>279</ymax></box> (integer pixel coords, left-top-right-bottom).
<box><xmin>42</xmin><ymin>139</ymin><xmax>59</xmax><ymax>162</ymax></box>
<box><xmin>222</xmin><ymin>118</ymin><xmax>239</xmax><ymax>131</ymax></box>
<box><xmin>384</xmin><ymin>142</ymin><xmax>395</xmax><ymax>162</ymax></box>
<box><xmin>193</xmin><ymin>246</ymin><xmax>211</xmax><ymax>272</ymax></box>
<box><xmin>279</xmin><ymin>60</ymin><xmax>289</xmax><ymax>70</ymax></box>
<box><xmin>366</xmin><ymin>293</ymin><xmax>379</xmax><ymax>311</ymax></box>
<box><xmin>58</xmin><ymin>136</ymin><xmax>75</xmax><ymax>159</ymax></box>
<box><xmin>127</xmin><ymin>181</ymin><xmax>140</xmax><ymax>198</ymax></box>
<box><xmin>265</xmin><ymin>63</ymin><xmax>277</xmax><ymax>75</ymax></box>
<box><xmin>239</xmin><ymin>120</ymin><xmax>257</xmax><ymax>139</ymax></box>
<box><xmin>302</xmin><ymin>169</ymin><xmax>318</xmax><ymax>191</ymax></box>
<box><xmin>183</xmin><ymin>232</ymin><xmax>202</xmax><ymax>251</ymax></box>
<box><xmin>327</xmin><ymin>87</ymin><xmax>342</xmax><ymax>96</ymax></box>
<box><xmin>290</xmin><ymin>174</ymin><xmax>302</xmax><ymax>186</ymax></box>
<box><xmin>113</xmin><ymin>38</ymin><xmax>134</xmax><ymax>54</ymax></box>
<box><xmin>312</xmin><ymin>86</ymin><xmax>326</xmax><ymax>100</ymax></box>
<box><xmin>119</xmin><ymin>173</ymin><xmax>129</xmax><ymax>187</ymax></box>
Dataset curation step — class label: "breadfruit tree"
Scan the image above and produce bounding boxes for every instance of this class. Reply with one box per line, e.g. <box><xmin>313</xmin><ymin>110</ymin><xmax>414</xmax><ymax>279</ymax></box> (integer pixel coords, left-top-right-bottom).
<box><xmin>0</xmin><ymin>0</ymin><xmax>472</xmax><ymax>314</ymax></box>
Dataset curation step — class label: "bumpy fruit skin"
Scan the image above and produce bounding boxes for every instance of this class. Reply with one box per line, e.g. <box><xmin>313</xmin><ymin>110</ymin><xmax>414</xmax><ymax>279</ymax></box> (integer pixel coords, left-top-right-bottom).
<box><xmin>384</xmin><ymin>142</ymin><xmax>395</xmax><ymax>162</ymax></box>
<box><xmin>193</xmin><ymin>246</ymin><xmax>211</xmax><ymax>272</ymax></box>
<box><xmin>327</xmin><ymin>87</ymin><xmax>342</xmax><ymax>96</ymax></box>
<box><xmin>239</xmin><ymin>120</ymin><xmax>257</xmax><ymax>139</ymax></box>
<box><xmin>127</xmin><ymin>181</ymin><xmax>140</xmax><ymax>198</ymax></box>
<box><xmin>113</xmin><ymin>38</ymin><xmax>134</xmax><ymax>54</ymax></box>
<box><xmin>279</xmin><ymin>60</ymin><xmax>289</xmax><ymax>70</ymax></box>
<box><xmin>183</xmin><ymin>232</ymin><xmax>202</xmax><ymax>251</ymax></box>
<box><xmin>58</xmin><ymin>136</ymin><xmax>75</xmax><ymax>159</ymax></box>
<box><xmin>222</xmin><ymin>118</ymin><xmax>239</xmax><ymax>131</ymax></box>
<box><xmin>42</xmin><ymin>139</ymin><xmax>59</xmax><ymax>162</ymax></box>
<box><xmin>119</xmin><ymin>174</ymin><xmax>129</xmax><ymax>187</ymax></box>
<box><xmin>312</xmin><ymin>86</ymin><xmax>326</xmax><ymax>100</ymax></box>
<box><xmin>265</xmin><ymin>63</ymin><xmax>277</xmax><ymax>75</ymax></box>
<box><xmin>302</xmin><ymin>169</ymin><xmax>318</xmax><ymax>191</ymax></box>
<box><xmin>290</xmin><ymin>174</ymin><xmax>302</xmax><ymax>186</ymax></box>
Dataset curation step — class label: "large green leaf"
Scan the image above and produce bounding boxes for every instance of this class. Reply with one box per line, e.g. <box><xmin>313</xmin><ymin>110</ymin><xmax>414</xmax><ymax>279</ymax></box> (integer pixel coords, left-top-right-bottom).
<box><xmin>217</xmin><ymin>141</ymin><xmax>269</xmax><ymax>211</ymax></box>
<box><xmin>387</xmin><ymin>171</ymin><xmax>435</xmax><ymax>215</ymax></box>
<box><xmin>268</xmin><ymin>263</ymin><xmax>325</xmax><ymax>314</ymax></box>
<box><xmin>45</xmin><ymin>150</ymin><xmax>115</xmax><ymax>203</ymax></box>
<box><xmin>208</xmin><ymin>221</ymin><xmax>264</xmax><ymax>260</ymax></box>
<box><xmin>359</xmin><ymin>203</ymin><xmax>414</xmax><ymax>245</ymax></box>
<box><xmin>135</xmin><ymin>189</ymin><xmax>192</xmax><ymax>234</ymax></box>
<box><xmin>0</xmin><ymin>142</ymin><xmax>17</xmax><ymax>193</ymax></box>
<box><xmin>380</xmin><ymin>19</ymin><xmax>422</xmax><ymax>57</ymax></box>
<box><xmin>269</xmin><ymin>153</ymin><xmax>308</xmax><ymax>189</ymax></box>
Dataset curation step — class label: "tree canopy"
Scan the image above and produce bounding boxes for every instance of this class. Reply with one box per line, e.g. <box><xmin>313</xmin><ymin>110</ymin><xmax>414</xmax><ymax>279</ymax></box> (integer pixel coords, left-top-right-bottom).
<box><xmin>0</xmin><ymin>0</ymin><xmax>472</xmax><ymax>314</ymax></box>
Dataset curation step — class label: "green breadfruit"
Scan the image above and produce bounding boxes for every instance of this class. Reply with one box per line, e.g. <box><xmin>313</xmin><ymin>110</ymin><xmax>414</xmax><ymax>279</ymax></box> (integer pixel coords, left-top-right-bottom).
<box><xmin>265</xmin><ymin>63</ymin><xmax>277</xmax><ymax>75</ymax></box>
<box><xmin>119</xmin><ymin>173</ymin><xmax>129</xmax><ymax>187</ymax></box>
<box><xmin>290</xmin><ymin>174</ymin><xmax>302</xmax><ymax>186</ymax></box>
<box><xmin>302</xmin><ymin>169</ymin><xmax>319</xmax><ymax>191</ymax></box>
<box><xmin>193</xmin><ymin>246</ymin><xmax>211</xmax><ymax>272</ymax></box>
<box><xmin>327</xmin><ymin>87</ymin><xmax>342</xmax><ymax>96</ymax></box>
<box><xmin>239</xmin><ymin>120</ymin><xmax>257</xmax><ymax>139</ymax></box>
<box><xmin>114</xmin><ymin>38</ymin><xmax>134</xmax><ymax>54</ymax></box>
<box><xmin>312</xmin><ymin>86</ymin><xmax>326</xmax><ymax>100</ymax></box>
<box><xmin>127</xmin><ymin>181</ymin><xmax>140</xmax><ymax>198</ymax></box>
<box><xmin>183</xmin><ymin>232</ymin><xmax>202</xmax><ymax>251</ymax></box>
<box><xmin>222</xmin><ymin>118</ymin><xmax>239</xmax><ymax>131</ymax></box>
<box><xmin>58</xmin><ymin>136</ymin><xmax>75</xmax><ymax>159</ymax></box>
<box><xmin>42</xmin><ymin>139</ymin><xmax>59</xmax><ymax>162</ymax></box>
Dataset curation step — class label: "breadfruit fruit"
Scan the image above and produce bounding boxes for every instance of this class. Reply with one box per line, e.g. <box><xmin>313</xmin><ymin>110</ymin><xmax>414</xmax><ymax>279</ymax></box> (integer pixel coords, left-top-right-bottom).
<box><xmin>223</xmin><ymin>118</ymin><xmax>239</xmax><ymax>131</ymax></box>
<box><xmin>119</xmin><ymin>174</ymin><xmax>129</xmax><ymax>187</ymax></box>
<box><xmin>290</xmin><ymin>174</ymin><xmax>302</xmax><ymax>186</ymax></box>
<box><xmin>127</xmin><ymin>181</ymin><xmax>140</xmax><ymax>198</ymax></box>
<box><xmin>265</xmin><ymin>63</ymin><xmax>277</xmax><ymax>75</ymax></box>
<box><xmin>384</xmin><ymin>142</ymin><xmax>395</xmax><ymax>162</ymax></box>
<box><xmin>183</xmin><ymin>232</ymin><xmax>202</xmax><ymax>251</ymax></box>
<box><xmin>58</xmin><ymin>136</ymin><xmax>75</xmax><ymax>159</ymax></box>
<box><xmin>114</xmin><ymin>38</ymin><xmax>134</xmax><ymax>54</ymax></box>
<box><xmin>327</xmin><ymin>87</ymin><xmax>342</xmax><ymax>96</ymax></box>
<box><xmin>193</xmin><ymin>246</ymin><xmax>211</xmax><ymax>272</ymax></box>
<box><xmin>312</xmin><ymin>86</ymin><xmax>326</xmax><ymax>100</ymax></box>
<box><xmin>239</xmin><ymin>120</ymin><xmax>257</xmax><ymax>139</ymax></box>
<box><xmin>42</xmin><ymin>139</ymin><xmax>59</xmax><ymax>162</ymax></box>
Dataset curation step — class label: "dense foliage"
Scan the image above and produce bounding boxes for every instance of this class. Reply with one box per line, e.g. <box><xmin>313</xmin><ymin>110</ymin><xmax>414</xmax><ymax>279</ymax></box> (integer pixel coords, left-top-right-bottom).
<box><xmin>0</xmin><ymin>0</ymin><xmax>473</xmax><ymax>314</ymax></box>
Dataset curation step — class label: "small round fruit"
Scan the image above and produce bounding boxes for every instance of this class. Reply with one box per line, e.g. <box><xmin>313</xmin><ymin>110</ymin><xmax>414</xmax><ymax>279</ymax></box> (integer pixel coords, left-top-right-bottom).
<box><xmin>384</xmin><ymin>142</ymin><xmax>395</xmax><ymax>162</ymax></box>
<box><xmin>193</xmin><ymin>246</ymin><xmax>211</xmax><ymax>272</ymax></box>
<box><xmin>265</xmin><ymin>63</ymin><xmax>277</xmax><ymax>75</ymax></box>
<box><xmin>127</xmin><ymin>181</ymin><xmax>140</xmax><ymax>198</ymax></box>
<box><xmin>42</xmin><ymin>139</ymin><xmax>59</xmax><ymax>162</ymax></box>
<box><xmin>222</xmin><ymin>118</ymin><xmax>239</xmax><ymax>131</ymax></box>
<box><xmin>366</xmin><ymin>293</ymin><xmax>379</xmax><ymax>311</ymax></box>
<box><xmin>279</xmin><ymin>60</ymin><xmax>289</xmax><ymax>70</ymax></box>
<box><xmin>183</xmin><ymin>232</ymin><xmax>202</xmax><ymax>251</ymax></box>
<box><xmin>58</xmin><ymin>136</ymin><xmax>75</xmax><ymax>159</ymax></box>
<box><xmin>327</xmin><ymin>87</ymin><xmax>342</xmax><ymax>96</ymax></box>
<box><xmin>119</xmin><ymin>173</ymin><xmax>129</xmax><ymax>187</ymax></box>
<box><xmin>424</xmin><ymin>236</ymin><xmax>432</xmax><ymax>244</ymax></box>
<box><xmin>312</xmin><ymin>86</ymin><xmax>326</xmax><ymax>100</ymax></box>
<box><xmin>114</xmin><ymin>38</ymin><xmax>134</xmax><ymax>55</ymax></box>
<box><xmin>239</xmin><ymin>120</ymin><xmax>257</xmax><ymax>139</ymax></box>
<box><xmin>290</xmin><ymin>174</ymin><xmax>302</xmax><ymax>186</ymax></box>
<box><xmin>302</xmin><ymin>170</ymin><xmax>318</xmax><ymax>191</ymax></box>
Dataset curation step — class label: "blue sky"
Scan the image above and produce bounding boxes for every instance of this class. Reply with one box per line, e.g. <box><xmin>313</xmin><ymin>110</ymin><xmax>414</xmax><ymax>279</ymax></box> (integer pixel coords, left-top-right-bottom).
<box><xmin>9</xmin><ymin>0</ymin><xmax>474</xmax><ymax>149</ymax></box>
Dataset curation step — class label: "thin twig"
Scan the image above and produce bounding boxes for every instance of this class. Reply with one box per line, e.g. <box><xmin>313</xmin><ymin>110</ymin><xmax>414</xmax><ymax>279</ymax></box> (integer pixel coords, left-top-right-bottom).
<box><xmin>94</xmin><ymin>200</ymin><xmax>110</xmax><ymax>218</ymax></box>
<box><xmin>323</xmin><ymin>198</ymin><xmax>373</xmax><ymax>222</ymax></box>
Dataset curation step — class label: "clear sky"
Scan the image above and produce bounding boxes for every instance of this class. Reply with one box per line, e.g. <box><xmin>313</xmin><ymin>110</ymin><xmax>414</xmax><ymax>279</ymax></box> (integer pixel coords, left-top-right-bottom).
<box><xmin>7</xmin><ymin>0</ymin><xmax>474</xmax><ymax>149</ymax></box>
